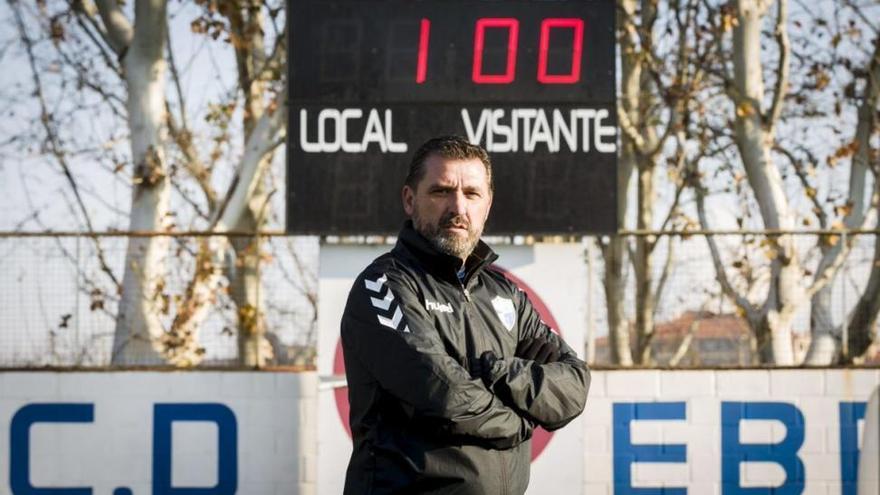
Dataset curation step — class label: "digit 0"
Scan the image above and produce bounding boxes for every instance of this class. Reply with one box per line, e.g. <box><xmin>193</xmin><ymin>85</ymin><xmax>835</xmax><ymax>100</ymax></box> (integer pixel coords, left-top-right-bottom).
<box><xmin>472</xmin><ymin>18</ymin><xmax>519</xmax><ymax>84</ymax></box>
<box><xmin>537</xmin><ymin>18</ymin><xmax>584</xmax><ymax>84</ymax></box>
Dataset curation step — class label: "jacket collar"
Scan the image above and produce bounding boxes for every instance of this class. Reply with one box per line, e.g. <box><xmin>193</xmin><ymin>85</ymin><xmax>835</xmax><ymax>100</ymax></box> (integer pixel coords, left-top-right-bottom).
<box><xmin>395</xmin><ymin>220</ymin><xmax>498</xmax><ymax>285</ymax></box>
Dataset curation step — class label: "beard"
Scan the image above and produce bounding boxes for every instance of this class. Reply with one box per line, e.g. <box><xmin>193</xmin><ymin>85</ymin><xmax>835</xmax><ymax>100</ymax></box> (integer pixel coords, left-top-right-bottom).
<box><xmin>412</xmin><ymin>209</ymin><xmax>482</xmax><ymax>260</ymax></box>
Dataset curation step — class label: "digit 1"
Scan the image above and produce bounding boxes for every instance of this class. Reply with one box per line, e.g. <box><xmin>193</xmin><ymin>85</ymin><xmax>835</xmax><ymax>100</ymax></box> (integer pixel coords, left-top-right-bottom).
<box><xmin>416</xmin><ymin>18</ymin><xmax>430</xmax><ymax>84</ymax></box>
<box><xmin>537</xmin><ymin>18</ymin><xmax>584</xmax><ymax>84</ymax></box>
<box><xmin>472</xmin><ymin>18</ymin><xmax>519</xmax><ymax>84</ymax></box>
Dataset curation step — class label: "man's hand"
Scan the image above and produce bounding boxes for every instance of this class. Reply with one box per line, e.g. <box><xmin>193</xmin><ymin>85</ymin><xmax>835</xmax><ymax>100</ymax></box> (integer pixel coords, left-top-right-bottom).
<box><xmin>471</xmin><ymin>338</ymin><xmax>561</xmax><ymax>389</ymax></box>
<box><xmin>470</xmin><ymin>350</ymin><xmax>499</xmax><ymax>388</ymax></box>
<box><xmin>515</xmin><ymin>337</ymin><xmax>561</xmax><ymax>365</ymax></box>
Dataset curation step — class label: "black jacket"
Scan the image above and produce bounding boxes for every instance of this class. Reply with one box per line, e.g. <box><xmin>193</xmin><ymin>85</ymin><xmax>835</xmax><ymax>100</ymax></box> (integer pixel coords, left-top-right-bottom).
<box><xmin>340</xmin><ymin>222</ymin><xmax>590</xmax><ymax>494</ymax></box>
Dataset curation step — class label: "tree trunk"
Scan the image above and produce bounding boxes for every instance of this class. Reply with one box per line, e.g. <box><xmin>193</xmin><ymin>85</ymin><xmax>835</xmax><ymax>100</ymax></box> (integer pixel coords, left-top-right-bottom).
<box><xmin>598</xmin><ymin>0</ymin><xmax>642</xmax><ymax>366</ymax></box>
<box><xmin>112</xmin><ymin>0</ymin><xmax>170</xmax><ymax>365</ymax></box>
<box><xmin>730</xmin><ymin>0</ymin><xmax>797</xmax><ymax>365</ymax></box>
<box><xmin>634</xmin><ymin>158</ymin><xmax>656</xmax><ymax>364</ymax></box>
<box><xmin>154</xmin><ymin>0</ymin><xmax>283</xmax><ymax>367</ymax></box>
<box><xmin>756</xmin><ymin>307</ymin><xmax>796</xmax><ymax>364</ymax></box>
<box><xmin>806</xmin><ymin>35</ymin><xmax>879</xmax><ymax>364</ymax></box>
<box><xmin>847</xmin><ymin>227</ymin><xmax>880</xmax><ymax>360</ymax></box>
<box><xmin>619</xmin><ymin>0</ymin><xmax>660</xmax><ymax>365</ymax></box>
<box><xmin>602</xmin><ymin>238</ymin><xmax>633</xmax><ymax>365</ymax></box>
<box><xmin>230</xmin><ymin>199</ymin><xmax>272</xmax><ymax>367</ymax></box>
<box><xmin>804</xmin><ymin>273</ymin><xmax>839</xmax><ymax>365</ymax></box>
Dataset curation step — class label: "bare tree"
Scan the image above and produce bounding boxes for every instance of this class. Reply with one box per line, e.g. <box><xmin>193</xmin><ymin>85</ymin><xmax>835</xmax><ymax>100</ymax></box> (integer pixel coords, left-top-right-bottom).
<box><xmin>686</xmin><ymin>0</ymin><xmax>880</xmax><ymax>365</ymax></box>
<box><xmin>8</xmin><ymin>0</ymin><xmax>294</xmax><ymax>366</ymax></box>
<box><xmin>602</xmin><ymin>0</ymin><xmax>701</xmax><ymax>365</ymax></box>
<box><xmin>129</xmin><ymin>0</ymin><xmax>287</xmax><ymax>366</ymax></box>
<box><xmin>691</xmin><ymin>0</ymin><xmax>839</xmax><ymax>364</ymax></box>
<box><xmin>598</xmin><ymin>0</ymin><xmax>636</xmax><ymax>366</ymax></box>
<box><xmin>841</xmin><ymin>31</ymin><xmax>880</xmax><ymax>363</ymax></box>
<box><xmin>84</xmin><ymin>0</ymin><xmax>174</xmax><ymax>365</ymax></box>
<box><xmin>798</xmin><ymin>4</ymin><xmax>880</xmax><ymax>364</ymax></box>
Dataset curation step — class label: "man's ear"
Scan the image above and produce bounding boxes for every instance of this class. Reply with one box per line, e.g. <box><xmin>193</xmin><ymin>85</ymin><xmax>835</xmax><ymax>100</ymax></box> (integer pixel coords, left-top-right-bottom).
<box><xmin>402</xmin><ymin>185</ymin><xmax>415</xmax><ymax>216</ymax></box>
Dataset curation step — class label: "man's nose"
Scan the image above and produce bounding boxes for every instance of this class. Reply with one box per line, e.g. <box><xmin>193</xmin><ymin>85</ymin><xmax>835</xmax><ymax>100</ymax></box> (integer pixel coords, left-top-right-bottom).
<box><xmin>449</xmin><ymin>190</ymin><xmax>468</xmax><ymax>215</ymax></box>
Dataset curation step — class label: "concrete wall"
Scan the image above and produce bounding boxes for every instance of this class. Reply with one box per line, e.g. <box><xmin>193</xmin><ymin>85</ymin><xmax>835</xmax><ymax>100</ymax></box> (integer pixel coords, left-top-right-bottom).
<box><xmin>582</xmin><ymin>368</ymin><xmax>879</xmax><ymax>495</ymax></box>
<box><xmin>312</xmin><ymin>368</ymin><xmax>878</xmax><ymax>495</ymax></box>
<box><xmin>0</xmin><ymin>371</ymin><xmax>317</xmax><ymax>494</ymax></box>
<box><xmin>1</xmin><ymin>369</ymin><xmax>877</xmax><ymax>494</ymax></box>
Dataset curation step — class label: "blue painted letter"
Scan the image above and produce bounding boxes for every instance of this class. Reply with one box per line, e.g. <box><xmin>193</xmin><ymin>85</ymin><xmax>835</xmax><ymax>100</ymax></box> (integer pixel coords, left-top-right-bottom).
<box><xmin>612</xmin><ymin>401</ymin><xmax>687</xmax><ymax>495</ymax></box>
<box><xmin>152</xmin><ymin>403</ymin><xmax>237</xmax><ymax>495</ymax></box>
<box><xmin>839</xmin><ymin>402</ymin><xmax>866</xmax><ymax>495</ymax></box>
<box><xmin>10</xmin><ymin>403</ymin><xmax>94</xmax><ymax>495</ymax></box>
<box><xmin>721</xmin><ymin>402</ymin><xmax>805</xmax><ymax>495</ymax></box>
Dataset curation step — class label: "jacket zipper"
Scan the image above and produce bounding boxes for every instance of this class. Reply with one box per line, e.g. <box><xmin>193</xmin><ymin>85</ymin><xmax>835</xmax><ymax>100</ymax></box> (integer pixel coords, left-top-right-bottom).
<box><xmin>499</xmin><ymin>453</ymin><xmax>509</xmax><ymax>495</ymax></box>
<box><xmin>463</xmin><ymin>272</ymin><xmax>509</xmax><ymax>494</ymax></box>
<box><xmin>459</xmin><ymin>282</ymin><xmax>477</xmax><ymax>372</ymax></box>
<box><xmin>460</xmin><ymin>283</ymin><xmax>489</xmax><ymax>353</ymax></box>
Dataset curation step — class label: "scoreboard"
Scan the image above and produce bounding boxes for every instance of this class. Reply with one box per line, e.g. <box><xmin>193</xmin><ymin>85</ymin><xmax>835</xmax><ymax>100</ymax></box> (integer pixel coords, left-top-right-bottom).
<box><xmin>287</xmin><ymin>0</ymin><xmax>617</xmax><ymax>235</ymax></box>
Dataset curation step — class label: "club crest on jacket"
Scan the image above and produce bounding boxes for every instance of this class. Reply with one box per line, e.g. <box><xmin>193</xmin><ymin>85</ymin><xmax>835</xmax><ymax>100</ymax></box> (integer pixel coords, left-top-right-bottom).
<box><xmin>491</xmin><ymin>296</ymin><xmax>516</xmax><ymax>332</ymax></box>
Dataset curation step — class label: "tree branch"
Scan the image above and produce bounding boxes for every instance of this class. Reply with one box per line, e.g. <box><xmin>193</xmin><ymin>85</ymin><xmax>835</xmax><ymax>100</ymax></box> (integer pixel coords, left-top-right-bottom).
<box><xmin>617</xmin><ymin>105</ymin><xmax>647</xmax><ymax>154</ymax></box>
<box><xmin>166</xmin><ymin>26</ymin><xmax>188</xmax><ymax>132</ymax></box>
<box><xmin>657</xmin><ymin>148</ymin><xmax>689</xmax><ymax>234</ymax></box>
<box><xmin>805</xmin><ymin>237</ymin><xmax>854</xmax><ymax>300</ymax></box>
<box><xmin>667</xmin><ymin>312</ymin><xmax>704</xmax><ymax>367</ymax></box>
<box><xmin>52</xmin><ymin>38</ymin><xmax>126</xmax><ymax>117</ymax></box>
<box><xmin>844</xmin><ymin>0</ymin><xmax>879</xmax><ymax>36</ymax></box>
<box><xmin>94</xmin><ymin>0</ymin><xmax>132</xmax><ymax>57</ymax></box>
<box><xmin>165</xmin><ymin>105</ymin><xmax>217</xmax><ymax>210</ymax></box>
<box><xmin>766</xmin><ymin>0</ymin><xmax>790</xmax><ymax>137</ymax></box>
<box><xmin>775</xmin><ymin>144</ymin><xmax>826</xmax><ymax>228</ymax></box>
<box><xmin>805</xmin><ymin>33</ymin><xmax>880</xmax><ymax>299</ymax></box>
<box><xmin>253</xmin><ymin>19</ymin><xmax>286</xmax><ymax>83</ymax></box>
<box><xmin>169</xmin><ymin>174</ymin><xmax>210</xmax><ymax>222</ymax></box>
<box><xmin>210</xmin><ymin>93</ymin><xmax>287</xmax><ymax>231</ymax></box>
<box><xmin>652</xmin><ymin>234</ymin><xmax>676</xmax><ymax>313</ymax></box>
<box><xmin>11</xmin><ymin>0</ymin><xmax>121</xmax><ymax>292</ymax></box>
<box><xmin>693</xmin><ymin>162</ymin><xmax>756</xmax><ymax>318</ymax></box>
<box><xmin>69</xmin><ymin>0</ymin><xmax>122</xmax><ymax>76</ymax></box>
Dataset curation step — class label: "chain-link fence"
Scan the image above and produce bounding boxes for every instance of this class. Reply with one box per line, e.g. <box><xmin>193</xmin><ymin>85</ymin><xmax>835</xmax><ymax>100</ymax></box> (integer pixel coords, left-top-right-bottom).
<box><xmin>1</xmin><ymin>231</ymin><xmax>878</xmax><ymax>368</ymax></box>
<box><xmin>0</xmin><ymin>233</ymin><xmax>319</xmax><ymax>368</ymax></box>
<box><xmin>584</xmin><ymin>230</ymin><xmax>880</xmax><ymax>366</ymax></box>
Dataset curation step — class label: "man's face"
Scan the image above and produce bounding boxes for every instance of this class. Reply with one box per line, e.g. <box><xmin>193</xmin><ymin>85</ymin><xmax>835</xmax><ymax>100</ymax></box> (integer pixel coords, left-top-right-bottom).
<box><xmin>402</xmin><ymin>154</ymin><xmax>493</xmax><ymax>261</ymax></box>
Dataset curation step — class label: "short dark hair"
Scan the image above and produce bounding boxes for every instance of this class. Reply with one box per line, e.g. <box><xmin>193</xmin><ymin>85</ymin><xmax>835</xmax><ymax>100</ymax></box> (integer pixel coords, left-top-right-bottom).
<box><xmin>404</xmin><ymin>135</ymin><xmax>493</xmax><ymax>193</ymax></box>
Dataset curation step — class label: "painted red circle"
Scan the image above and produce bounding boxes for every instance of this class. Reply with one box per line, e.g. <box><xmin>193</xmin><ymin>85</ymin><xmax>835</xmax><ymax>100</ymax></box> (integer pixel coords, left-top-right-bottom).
<box><xmin>333</xmin><ymin>264</ymin><xmax>563</xmax><ymax>462</ymax></box>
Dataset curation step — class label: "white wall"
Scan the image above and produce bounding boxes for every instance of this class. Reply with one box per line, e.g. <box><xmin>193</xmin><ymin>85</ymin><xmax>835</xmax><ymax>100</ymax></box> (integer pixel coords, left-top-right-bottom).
<box><xmin>583</xmin><ymin>368</ymin><xmax>879</xmax><ymax>495</ymax></box>
<box><xmin>313</xmin><ymin>368</ymin><xmax>878</xmax><ymax>495</ymax></box>
<box><xmin>0</xmin><ymin>371</ymin><xmax>317</xmax><ymax>494</ymax></box>
<box><xmin>0</xmin><ymin>369</ymin><xmax>877</xmax><ymax>494</ymax></box>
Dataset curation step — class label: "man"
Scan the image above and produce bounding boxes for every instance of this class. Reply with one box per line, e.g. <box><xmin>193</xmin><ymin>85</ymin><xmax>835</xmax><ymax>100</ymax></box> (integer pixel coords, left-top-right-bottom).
<box><xmin>340</xmin><ymin>136</ymin><xmax>590</xmax><ymax>494</ymax></box>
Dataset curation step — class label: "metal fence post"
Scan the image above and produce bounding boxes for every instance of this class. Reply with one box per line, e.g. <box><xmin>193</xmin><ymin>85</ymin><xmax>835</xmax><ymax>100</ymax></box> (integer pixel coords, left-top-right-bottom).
<box><xmin>75</xmin><ymin>236</ymin><xmax>81</xmax><ymax>357</ymax></box>
<box><xmin>842</xmin><ymin>230</ymin><xmax>849</xmax><ymax>361</ymax></box>
<box><xmin>256</xmin><ymin>232</ymin><xmax>263</xmax><ymax>369</ymax></box>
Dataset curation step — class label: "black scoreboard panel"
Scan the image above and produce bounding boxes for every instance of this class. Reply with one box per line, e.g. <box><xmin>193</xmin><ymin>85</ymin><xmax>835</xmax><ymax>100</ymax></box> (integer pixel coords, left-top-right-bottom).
<box><xmin>287</xmin><ymin>0</ymin><xmax>617</xmax><ymax>235</ymax></box>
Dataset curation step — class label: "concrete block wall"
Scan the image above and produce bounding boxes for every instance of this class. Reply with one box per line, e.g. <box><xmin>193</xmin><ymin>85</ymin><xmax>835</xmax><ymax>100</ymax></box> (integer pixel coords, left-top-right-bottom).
<box><xmin>1</xmin><ymin>369</ymin><xmax>876</xmax><ymax>494</ymax></box>
<box><xmin>0</xmin><ymin>371</ymin><xmax>318</xmax><ymax>495</ymax></box>
<box><xmin>582</xmin><ymin>369</ymin><xmax>880</xmax><ymax>495</ymax></box>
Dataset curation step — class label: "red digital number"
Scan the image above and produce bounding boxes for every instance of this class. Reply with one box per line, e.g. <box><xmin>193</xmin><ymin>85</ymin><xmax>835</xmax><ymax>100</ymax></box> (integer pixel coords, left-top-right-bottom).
<box><xmin>416</xmin><ymin>18</ymin><xmax>430</xmax><ymax>84</ymax></box>
<box><xmin>415</xmin><ymin>17</ymin><xmax>584</xmax><ymax>85</ymax></box>
<box><xmin>537</xmin><ymin>18</ymin><xmax>584</xmax><ymax>84</ymax></box>
<box><xmin>472</xmin><ymin>18</ymin><xmax>519</xmax><ymax>84</ymax></box>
